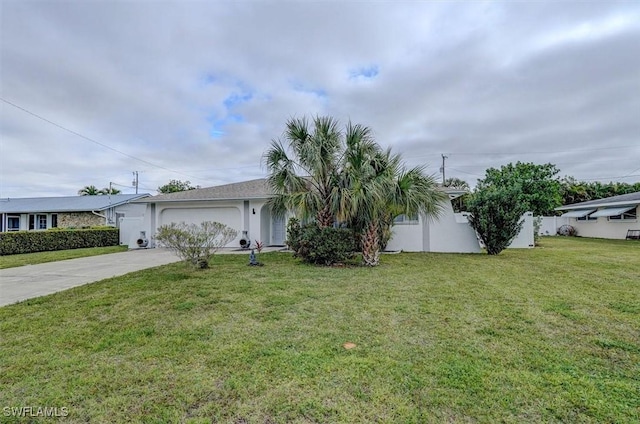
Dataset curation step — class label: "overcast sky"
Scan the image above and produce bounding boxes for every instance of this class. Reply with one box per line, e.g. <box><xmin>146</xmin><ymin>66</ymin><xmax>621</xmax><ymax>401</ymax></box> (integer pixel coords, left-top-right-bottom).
<box><xmin>1</xmin><ymin>0</ymin><xmax>639</xmax><ymax>198</ymax></box>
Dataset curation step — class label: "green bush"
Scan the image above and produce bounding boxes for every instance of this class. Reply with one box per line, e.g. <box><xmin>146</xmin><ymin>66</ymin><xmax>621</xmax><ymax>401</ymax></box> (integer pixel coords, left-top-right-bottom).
<box><xmin>154</xmin><ymin>221</ymin><xmax>237</xmax><ymax>269</ymax></box>
<box><xmin>286</xmin><ymin>217</ymin><xmax>302</xmax><ymax>254</ymax></box>
<box><xmin>467</xmin><ymin>185</ymin><xmax>526</xmax><ymax>255</ymax></box>
<box><xmin>295</xmin><ymin>225</ymin><xmax>356</xmax><ymax>265</ymax></box>
<box><xmin>0</xmin><ymin>228</ymin><xmax>119</xmax><ymax>255</ymax></box>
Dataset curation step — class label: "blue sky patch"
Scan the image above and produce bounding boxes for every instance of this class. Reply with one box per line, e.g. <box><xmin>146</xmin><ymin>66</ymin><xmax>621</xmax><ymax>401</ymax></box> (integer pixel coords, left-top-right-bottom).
<box><xmin>349</xmin><ymin>65</ymin><xmax>380</xmax><ymax>80</ymax></box>
<box><xmin>291</xmin><ymin>80</ymin><xmax>328</xmax><ymax>98</ymax></box>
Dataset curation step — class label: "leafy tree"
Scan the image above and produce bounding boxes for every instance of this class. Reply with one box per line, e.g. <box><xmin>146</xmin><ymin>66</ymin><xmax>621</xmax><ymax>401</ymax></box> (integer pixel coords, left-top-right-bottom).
<box><xmin>78</xmin><ymin>185</ymin><xmax>102</xmax><ymax>196</ymax></box>
<box><xmin>158</xmin><ymin>180</ymin><xmax>198</xmax><ymax>194</ymax></box>
<box><xmin>478</xmin><ymin>162</ymin><xmax>561</xmax><ymax>216</ymax></box>
<box><xmin>560</xmin><ymin>177</ymin><xmax>640</xmax><ymax>206</ymax></box>
<box><xmin>154</xmin><ymin>221</ymin><xmax>237</xmax><ymax>269</ymax></box>
<box><xmin>467</xmin><ymin>185</ymin><xmax>527</xmax><ymax>255</ymax></box>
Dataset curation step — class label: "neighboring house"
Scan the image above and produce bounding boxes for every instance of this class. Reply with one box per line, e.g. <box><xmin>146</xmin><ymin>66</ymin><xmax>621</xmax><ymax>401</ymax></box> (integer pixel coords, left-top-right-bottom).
<box><xmin>132</xmin><ymin>179</ymin><xmax>534</xmax><ymax>252</ymax></box>
<box><xmin>0</xmin><ymin>194</ymin><xmax>150</xmax><ymax>233</ymax></box>
<box><xmin>555</xmin><ymin>191</ymin><xmax>640</xmax><ymax>239</ymax></box>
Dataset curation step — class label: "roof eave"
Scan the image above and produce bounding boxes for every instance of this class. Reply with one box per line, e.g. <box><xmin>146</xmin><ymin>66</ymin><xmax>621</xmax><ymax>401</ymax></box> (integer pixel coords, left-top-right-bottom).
<box><xmin>142</xmin><ymin>195</ymin><xmax>272</xmax><ymax>203</ymax></box>
<box><xmin>556</xmin><ymin>200</ymin><xmax>640</xmax><ymax>211</ymax></box>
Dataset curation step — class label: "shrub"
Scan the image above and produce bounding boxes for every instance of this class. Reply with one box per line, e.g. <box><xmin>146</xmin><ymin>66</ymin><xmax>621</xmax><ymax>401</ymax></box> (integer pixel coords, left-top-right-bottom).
<box><xmin>467</xmin><ymin>185</ymin><xmax>527</xmax><ymax>255</ymax></box>
<box><xmin>0</xmin><ymin>228</ymin><xmax>119</xmax><ymax>255</ymax></box>
<box><xmin>154</xmin><ymin>221</ymin><xmax>237</xmax><ymax>269</ymax></box>
<box><xmin>295</xmin><ymin>225</ymin><xmax>356</xmax><ymax>266</ymax></box>
<box><xmin>286</xmin><ymin>217</ymin><xmax>302</xmax><ymax>254</ymax></box>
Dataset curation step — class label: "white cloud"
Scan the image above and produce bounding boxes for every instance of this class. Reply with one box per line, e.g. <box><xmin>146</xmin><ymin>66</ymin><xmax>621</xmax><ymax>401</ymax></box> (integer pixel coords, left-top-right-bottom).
<box><xmin>1</xmin><ymin>1</ymin><xmax>639</xmax><ymax>197</ymax></box>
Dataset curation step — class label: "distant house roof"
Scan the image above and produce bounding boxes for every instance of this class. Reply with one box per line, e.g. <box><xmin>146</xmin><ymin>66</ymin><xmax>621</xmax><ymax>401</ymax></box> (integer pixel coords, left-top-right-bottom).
<box><xmin>556</xmin><ymin>191</ymin><xmax>640</xmax><ymax>211</ymax></box>
<box><xmin>143</xmin><ymin>178</ymin><xmax>467</xmax><ymax>203</ymax></box>
<box><xmin>0</xmin><ymin>194</ymin><xmax>150</xmax><ymax>214</ymax></box>
<box><xmin>143</xmin><ymin>179</ymin><xmax>272</xmax><ymax>202</ymax></box>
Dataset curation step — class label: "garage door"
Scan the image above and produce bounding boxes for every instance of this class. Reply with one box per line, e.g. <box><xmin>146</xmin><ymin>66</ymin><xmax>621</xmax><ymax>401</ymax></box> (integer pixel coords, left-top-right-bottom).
<box><xmin>159</xmin><ymin>207</ymin><xmax>241</xmax><ymax>235</ymax></box>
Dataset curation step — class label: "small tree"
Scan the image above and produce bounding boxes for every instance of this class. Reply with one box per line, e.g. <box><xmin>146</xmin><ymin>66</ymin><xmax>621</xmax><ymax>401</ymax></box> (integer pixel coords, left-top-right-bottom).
<box><xmin>158</xmin><ymin>180</ymin><xmax>199</xmax><ymax>194</ymax></box>
<box><xmin>100</xmin><ymin>187</ymin><xmax>122</xmax><ymax>195</ymax></box>
<box><xmin>155</xmin><ymin>221</ymin><xmax>237</xmax><ymax>268</ymax></box>
<box><xmin>467</xmin><ymin>185</ymin><xmax>527</xmax><ymax>255</ymax></box>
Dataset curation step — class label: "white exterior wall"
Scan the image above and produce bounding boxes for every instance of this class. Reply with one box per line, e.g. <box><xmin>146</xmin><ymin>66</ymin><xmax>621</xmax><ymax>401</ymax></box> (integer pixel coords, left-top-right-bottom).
<box><xmin>134</xmin><ymin>199</ymin><xmax>273</xmax><ymax>249</ymax></box>
<box><xmin>570</xmin><ymin>206</ymin><xmax>639</xmax><ymax>239</ymax></box>
<box><xmin>386</xmin><ymin>201</ymin><xmax>481</xmax><ymax>253</ymax></box>
<box><xmin>427</xmin><ymin>207</ymin><xmax>482</xmax><ymax>253</ymax></box>
<box><xmin>386</xmin><ymin>221</ymin><xmax>424</xmax><ymax>252</ymax></box>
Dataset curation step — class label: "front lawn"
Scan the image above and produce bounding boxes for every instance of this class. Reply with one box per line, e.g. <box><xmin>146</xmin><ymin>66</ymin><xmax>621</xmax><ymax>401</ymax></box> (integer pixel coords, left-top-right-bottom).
<box><xmin>0</xmin><ymin>245</ymin><xmax>128</xmax><ymax>269</ymax></box>
<box><xmin>0</xmin><ymin>237</ymin><xmax>638</xmax><ymax>423</ymax></box>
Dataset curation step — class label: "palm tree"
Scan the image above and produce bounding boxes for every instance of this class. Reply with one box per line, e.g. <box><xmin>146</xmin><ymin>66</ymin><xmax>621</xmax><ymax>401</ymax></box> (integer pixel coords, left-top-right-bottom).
<box><xmin>263</xmin><ymin>116</ymin><xmax>343</xmax><ymax>227</ymax></box>
<box><xmin>100</xmin><ymin>187</ymin><xmax>122</xmax><ymax>195</ymax></box>
<box><xmin>265</xmin><ymin>115</ymin><xmax>447</xmax><ymax>266</ymax></box>
<box><xmin>343</xmin><ymin>143</ymin><xmax>446</xmax><ymax>266</ymax></box>
<box><xmin>78</xmin><ymin>185</ymin><xmax>101</xmax><ymax>196</ymax></box>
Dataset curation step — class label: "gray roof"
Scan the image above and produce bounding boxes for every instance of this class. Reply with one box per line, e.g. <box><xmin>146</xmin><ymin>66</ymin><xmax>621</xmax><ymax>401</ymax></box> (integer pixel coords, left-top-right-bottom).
<box><xmin>144</xmin><ymin>178</ymin><xmax>467</xmax><ymax>203</ymax></box>
<box><xmin>556</xmin><ymin>191</ymin><xmax>640</xmax><ymax>211</ymax></box>
<box><xmin>145</xmin><ymin>178</ymin><xmax>272</xmax><ymax>202</ymax></box>
<box><xmin>0</xmin><ymin>194</ymin><xmax>150</xmax><ymax>214</ymax></box>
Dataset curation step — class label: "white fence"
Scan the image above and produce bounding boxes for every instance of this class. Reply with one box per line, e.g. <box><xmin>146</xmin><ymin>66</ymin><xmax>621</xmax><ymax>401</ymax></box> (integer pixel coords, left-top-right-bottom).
<box><xmin>538</xmin><ymin>216</ymin><xmax>569</xmax><ymax>236</ymax></box>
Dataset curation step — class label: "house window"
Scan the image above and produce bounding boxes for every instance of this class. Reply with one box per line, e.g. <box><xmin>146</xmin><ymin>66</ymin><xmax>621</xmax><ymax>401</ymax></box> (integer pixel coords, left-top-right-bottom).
<box><xmin>576</xmin><ymin>215</ymin><xmax>597</xmax><ymax>221</ymax></box>
<box><xmin>51</xmin><ymin>214</ymin><xmax>58</xmax><ymax>228</ymax></box>
<box><xmin>8</xmin><ymin>216</ymin><xmax>20</xmax><ymax>231</ymax></box>
<box><xmin>394</xmin><ymin>214</ymin><xmax>419</xmax><ymax>224</ymax></box>
<box><xmin>37</xmin><ymin>214</ymin><xmax>47</xmax><ymax>229</ymax></box>
<box><xmin>29</xmin><ymin>214</ymin><xmax>35</xmax><ymax>230</ymax></box>
<box><xmin>609</xmin><ymin>209</ymin><xmax>637</xmax><ymax>221</ymax></box>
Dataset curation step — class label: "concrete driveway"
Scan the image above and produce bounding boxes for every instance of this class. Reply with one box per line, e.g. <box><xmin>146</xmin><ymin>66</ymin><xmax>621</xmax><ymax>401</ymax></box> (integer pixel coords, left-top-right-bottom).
<box><xmin>0</xmin><ymin>248</ymin><xmax>181</xmax><ymax>307</ymax></box>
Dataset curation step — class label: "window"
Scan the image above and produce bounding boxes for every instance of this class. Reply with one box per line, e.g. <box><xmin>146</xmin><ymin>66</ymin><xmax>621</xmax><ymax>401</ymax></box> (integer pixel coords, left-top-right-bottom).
<box><xmin>609</xmin><ymin>209</ymin><xmax>637</xmax><ymax>221</ymax></box>
<box><xmin>8</xmin><ymin>216</ymin><xmax>20</xmax><ymax>231</ymax></box>
<box><xmin>394</xmin><ymin>214</ymin><xmax>419</xmax><ymax>224</ymax></box>
<box><xmin>51</xmin><ymin>214</ymin><xmax>58</xmax><ymax>228</ymax></box>
<box><xmin>29</xmin><ymin>214</ymin><xmax>35</xmax><ymax>230</ymax></box>
<box><xmin>37</xmin><ymin>214</ymin><xmax>47</xmax><ymax>229</ymax></box>
<box><xmin>591</xmin><ymin>206</ymin><xmax>637</xmax><ymax>222</ymax></box>
<box><xmin>576</xmin><ymin>215</ymin><xmax>597</xmax><ymax>221</ymax></box>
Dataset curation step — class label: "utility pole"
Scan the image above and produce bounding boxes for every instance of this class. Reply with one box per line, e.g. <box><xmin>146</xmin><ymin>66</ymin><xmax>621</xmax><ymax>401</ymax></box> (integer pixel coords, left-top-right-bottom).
<box><xmin>440</xmin><ymin>154</ymin><xmax>448</xmax><ymax>185</ymax></box>
<box><xmin>132</xmin><ymin>171</ymin><xmax>139</xmax><ymax>194</ymax></box>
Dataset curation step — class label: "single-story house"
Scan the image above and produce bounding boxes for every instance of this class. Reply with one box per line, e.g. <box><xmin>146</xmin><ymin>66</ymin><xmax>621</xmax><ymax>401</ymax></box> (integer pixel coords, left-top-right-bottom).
<box><xmin>555</xmin><ymin>191</ymin><xmax>640</xmax><ymax>239</ymax></box>
<box><xmin>130</xmin><ymin>178</ymin><xmax>533</xmax><ymax>253</ymax></box>
<box><xmin>0</xmin><ymin>194</ymin><xmax>150</xmax><ymax>234</ymax></box>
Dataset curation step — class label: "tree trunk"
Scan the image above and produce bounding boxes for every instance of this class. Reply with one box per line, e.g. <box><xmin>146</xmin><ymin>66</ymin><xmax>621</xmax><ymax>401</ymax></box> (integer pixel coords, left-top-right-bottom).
<box><xmin>361</xmin><ymin>221</ymin><xmax>380</xmax><ymax>266</ymax></box>
<box><xmin>316</xmin><ymin>204</ymin><xmax>334</xmax><ymax>228</ymax></box>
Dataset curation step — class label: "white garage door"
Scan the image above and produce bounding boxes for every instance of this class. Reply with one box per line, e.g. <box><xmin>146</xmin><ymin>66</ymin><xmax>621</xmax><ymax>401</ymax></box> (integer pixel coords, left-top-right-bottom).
<box><xmin>160</xmin><ymin>207</ymin><xmax>241</xmax><ymax>235</ymax></box>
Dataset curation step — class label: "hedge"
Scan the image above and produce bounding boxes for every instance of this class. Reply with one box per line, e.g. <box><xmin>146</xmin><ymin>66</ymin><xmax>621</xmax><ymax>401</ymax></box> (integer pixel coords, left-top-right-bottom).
<box><xmin>0</xmin><ymin>228</ymin><xmax>120</xmax><ymax>255</ymax></box>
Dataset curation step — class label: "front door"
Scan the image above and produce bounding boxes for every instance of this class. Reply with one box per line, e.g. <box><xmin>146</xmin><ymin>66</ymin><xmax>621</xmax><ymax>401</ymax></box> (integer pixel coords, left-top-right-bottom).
<box><xmin>271</xmin><ymin>215</ymin><xmax>286</xmax><ymax>246</ymax></box>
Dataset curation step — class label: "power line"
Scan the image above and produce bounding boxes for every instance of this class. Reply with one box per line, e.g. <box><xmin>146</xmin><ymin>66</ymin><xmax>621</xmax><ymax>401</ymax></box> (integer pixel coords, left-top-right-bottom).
<box><xmin>0</xmin><ymin>97</ymin><xmax>213</xmax><ymax>183</ymax></box>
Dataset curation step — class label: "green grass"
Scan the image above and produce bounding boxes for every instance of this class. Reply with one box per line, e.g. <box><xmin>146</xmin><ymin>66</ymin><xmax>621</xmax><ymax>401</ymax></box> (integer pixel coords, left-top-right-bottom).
<box><xmin>1</xmin><ymin>237</ymin><xmax>638</xmax><ymax>423</ymax></box>
<box><xmin>0</xmin><ymin>245</ymin><xmax>128</xmax><ymax>269</ymax></box>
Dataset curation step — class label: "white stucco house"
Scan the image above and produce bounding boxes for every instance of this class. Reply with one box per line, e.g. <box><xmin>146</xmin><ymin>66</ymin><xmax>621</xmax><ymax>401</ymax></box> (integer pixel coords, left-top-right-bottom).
<box><xmin>0</xmin><ymin>194</ymin><xmax>149</xmax><ymax>233</ymax></box>
<box><xmin>555</xmin><ymin>191</ymin><xmax>640</xmax><ymax>240</ymax></box>
<box><xmin>129</xmin><ymin>178</ymin><xmax>534</xmax><ymax>253</ymax></box>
